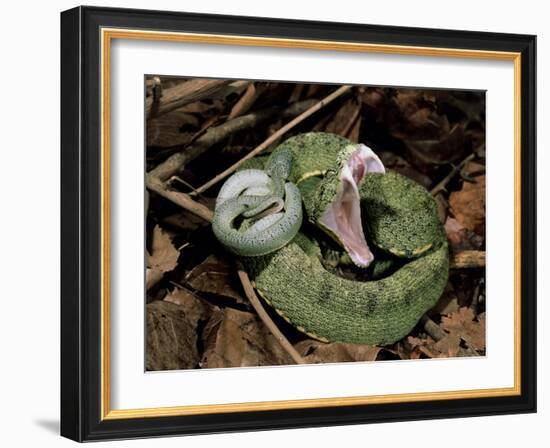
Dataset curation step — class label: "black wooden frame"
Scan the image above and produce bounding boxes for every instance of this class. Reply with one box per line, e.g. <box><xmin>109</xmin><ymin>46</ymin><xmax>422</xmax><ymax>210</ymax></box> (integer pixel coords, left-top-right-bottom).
<box><xmin>60</xmin><ymin>5</ymin><xmax>537</xmax><ymax>442</ymax></box>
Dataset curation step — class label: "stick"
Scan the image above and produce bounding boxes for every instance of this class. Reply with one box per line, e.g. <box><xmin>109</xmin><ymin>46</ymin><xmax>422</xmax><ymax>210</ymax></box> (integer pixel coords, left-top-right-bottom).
<box><xmin>145</xmin><ymin>79</ymin><xmax>233</xmax><ymax>118</ymax></box>
<box><xmin>340</xmin><ymin>103</ymin><xmax>361</xmax><ymax>138</ymax></box>
<box><xmin>228</xmin><ymin>83</ymin><xmax>263</xmax><ymax>120</ymax></box>
<box><xmin>146</xmin><ymin>177</ymin><xmax>214</xmax><ymax>222</ymax></box>
<box><xmin>236</xmin><ymin>264</ymin><xmax>306</xmax><ymax>365</ymax></box>
<box><xmin>147</xmin><ymin>99</ymin><xmax>316</xmax><ymax>182</ymax></box>
<box><xmin>149</xmin><ymin>76</ymin><xmax>162</xmax><ymax>117</ymax></box>
<box><xmin>450</xmin><ymin>250</ymin><xmax>485</xmax><ymax>268</ymax></box>
<box><xmin>421</xmin><ymin>315</ymin><xmax>446</xmax><ymax>341</ymax></box>
<box><xmin>146</xmin><ymin>180</ymin><xmax>304</xmax><ymax>367</ymax></box>
<box><xmin>192</xmin><ymin>85</ymin><xmax>353</xmax><ymax>195</ymax></box>
<box><xmin>430</xmin><ymin>153</ymin><xmax>475</xmax><ymax>196</ymax></box>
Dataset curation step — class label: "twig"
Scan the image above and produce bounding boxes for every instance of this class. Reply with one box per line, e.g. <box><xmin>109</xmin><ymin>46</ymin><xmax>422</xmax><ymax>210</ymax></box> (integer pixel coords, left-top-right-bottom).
<box><xmin>430</xmin><ymin>153</ymin><xmax>475</xmax><ymax>196</ymax></box>
<box><xmin>469</xmin><ymin>281</ymin><xmax>481</xmax><ymax>311</ymax></box>
<box><xmin>236</xmin><ymin>264</ymin><xmax>306</xmax><ymax>365</ymax></box>
<box><xmin>147</xmin><ymin>99</ymin><xmax>316</xmax><ymax>182</ymax></box>
<box><xmin>450</xmin><ymin>250</ymin><xmax>485</xmax><ymax>268</ymax></box>
<box><xmin>150</xmin><ymin>76</ymin><xmax>162</xmax><ymax>117</ymax></box>
<box><xmin>169</xmin><ymin>176</ymin><xmax>200</xmax><ymax>195</ymax></box>
<box><xmin>421</xmin><ymin>315</ymin><xmax>446</xmax><ymax>341</ymax></box>
<box><xmin>146</xmin><ymin>176</ymin><xmax>214</xmax><ymax>222</ymax></box>
<box><xmin>192</xmin><ymin>85</ymin><xmax>353</xmax><ymax>195</ymax></box>
<box><xmin>228</xmin><ymin>83</ymin><xmax>262</xmax><ymax>120</ymax></box>
<box><xmin>288</xmin><ymin>83</ymin><xmax>305</xmax><ymax>103</ymax></box>
<box><xmin>145</xmin><ymin>79</ymin><xmax>233</xmax><ymax>118</ymax></box>
<box><xmin>340</xmin><ymin>103</ymin><xmax>361</xmax><ymax>138</ymax></box>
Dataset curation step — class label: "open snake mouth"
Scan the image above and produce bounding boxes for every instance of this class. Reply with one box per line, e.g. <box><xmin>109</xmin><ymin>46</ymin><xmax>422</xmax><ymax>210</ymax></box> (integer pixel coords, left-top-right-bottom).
<box><xmin>319</xmin><ymin>144</ymin><xmax>385</xmax><ymax>267</ymax></box>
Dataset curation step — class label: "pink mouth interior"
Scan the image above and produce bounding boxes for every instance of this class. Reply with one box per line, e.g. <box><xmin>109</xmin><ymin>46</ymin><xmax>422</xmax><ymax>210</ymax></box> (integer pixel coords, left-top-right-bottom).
<box><xmin>319</xmin><ymin>145</ymin><xmax>385</xmax><ymax>267</ymax></box>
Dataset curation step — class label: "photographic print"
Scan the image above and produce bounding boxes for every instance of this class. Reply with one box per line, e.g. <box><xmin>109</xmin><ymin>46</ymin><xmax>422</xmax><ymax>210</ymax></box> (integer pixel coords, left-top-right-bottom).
<box><xmin>144</xmin><ymin>77</ymin><xmax>486</xmax><ymax>371</ymax></box>
<box><xmin>61</xmin><ymin>7</ymin><xmax>536</xmax><ymax>440</ymax></box>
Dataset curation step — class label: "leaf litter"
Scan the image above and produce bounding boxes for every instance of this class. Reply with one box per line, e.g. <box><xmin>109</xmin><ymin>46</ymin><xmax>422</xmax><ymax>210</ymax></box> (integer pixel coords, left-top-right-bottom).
<box><xmin>145</xmin><ymin>78</ymin><xmax>486</xmax><ymax>369</ymax></box>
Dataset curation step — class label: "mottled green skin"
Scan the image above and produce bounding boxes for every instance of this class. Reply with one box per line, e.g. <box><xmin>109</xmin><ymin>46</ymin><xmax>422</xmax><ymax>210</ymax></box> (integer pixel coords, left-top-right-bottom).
<box><xmin>239</xmin><ymin>132</ymin><xmax>449</xmax><ymax>345</ymax></box>
<box><xmin>213</xmin><ymin>149</ymin><xmax>303</xmax><ymax>257</ymax></box>
<box><xmin>243</xmin><ymin>133</ymin><xmax>355</xmax><ymax>239</ymax></box>
<box><xmin>247</xmin><ymin>236</ymin><xmax>448</xmax><ymax>345</ymax></box>
<box><xmin>360</xmin><ymin>172</ymin><xmax>447</xmax><ymax>258</ymax></box>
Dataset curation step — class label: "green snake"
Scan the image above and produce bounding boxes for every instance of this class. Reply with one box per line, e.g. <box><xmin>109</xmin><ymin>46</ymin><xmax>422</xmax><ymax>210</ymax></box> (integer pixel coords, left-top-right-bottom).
<box><xmin>213</xmin><ymin>132</ymin><xmax>449</xmax><ymax>345</ymax></box>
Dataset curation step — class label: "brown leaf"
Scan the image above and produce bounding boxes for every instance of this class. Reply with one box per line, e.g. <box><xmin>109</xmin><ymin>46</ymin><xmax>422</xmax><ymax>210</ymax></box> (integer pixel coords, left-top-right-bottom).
<box><xmin>177</xmin><ymin>101</ymin><xmax>218</xmax><ymax>114</ymax></box>
<box><xmin>407</xmin><ymin>334</ymin><xmax>461</xmax><ymax>359</ymax></box>
<box><xmin>163</xmin><ymin>287</ymin><xmax>213</xmax><ymax>323</ymax></box>
<box><xmin>146</xmin><ymin>110</ymin><xmax>198</xmax><ymax>147</ymax></box>
<box><xmin>441</xmin><ymin>307</ymin><xmax>485</xmax><ymax>352</ymax></box>
<box><xmin>445</xmin><ymin>217</ymin><xmax>484</xmax><ymax>251</ymax></box>
<box><xmin>462</xmin><ymin>161</ymin><xmax>486</xmax><ymax>177</ymax></box>
<box><xmin>432</xmin><ymin>333</ymin><xmax>461</xmax><ymax>358</ymax></box>
<box><xmin>201</xmin><ymin>308</ymin><xmax>293</xmax><ymax>368</ymax></box>
<box><xmin>407</xmin><ymin>335</ymin><xmax>438</xmax><ymax>358</ymax></box>
<box><xmin>408</xmin><ymin>307</ymin><xmax>485</xmax><ymax>359</ymax></box>
<box><xmin>359</xmin><ymin>87</ymin><xmax>385</xmax><ymax>108</ymax></box>
<box><xmin>429</xmin><ymin>283</ymin><xmax>460</xmax><ymax>316</ymax></box>
<box><xmin>387</xmin><ymin>341</ymin><xmax>420</xmax><ymax>360</ymax></box>
<box><xmin>146</xmin><ymin>301</ymin><xmax>200</xmax><ymax>371</ymax></box>
<box><xmin>325</xmin><ymin>98</ymin><xmax>361</xmax><ymax>137</ymax></box>
<box><xmin>227</xmin><ymin>83</ymin><xmax>264</xmax><ymax>120</ymax></box>
<box><xmin>377</xmin><ymin>151</ymin><xmax>432</xmax><ymax>188</ymax></box>
<box><xmin>295</xmin><ymin>340</ymin><xmax>382</xmax><ymax>364</ymax></box>
<box><xmin>449</xmin><ymin>171</ymin><xmax>486</xmax><ymax>236</ymax></box>
<box><xmin>401</xmin><ymin>123</ymin><xmax>469</xmax><ymax>168</ymax></box>
<box><xmin>288</xmin><ymin>83</ymin><xmax>305</xmax><ymax>103</ymax></box>
<box><xmin>163</xmin><ymin>211</ymin><xmax>209</xmax><ymax>232</ymax></box>
<box><xmin>346</xmin><ymin>115</ymin><xmax>362</xmax><ymax>143</ymax></box>
<box><xmin>146</xmin><ymin>225</ymin><xmax>180</xmax><ymax>289</ymax></box>
<box><xmin>185</xmin><ymin>255</ymin><xmax>245</xmax><ymax>304</ymax></box>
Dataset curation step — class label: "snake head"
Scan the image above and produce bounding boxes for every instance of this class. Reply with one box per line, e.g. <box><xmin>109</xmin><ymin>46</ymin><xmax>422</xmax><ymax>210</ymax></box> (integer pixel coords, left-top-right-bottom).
<box><xmin>265</xmin><ymin>147</ymin><xmax>293</xmax><ymax>181</ymax></box>
<box><xmin>315</xmin><ymin>144</ymin><xmax>385</xmax><ymax>267</ymax></box>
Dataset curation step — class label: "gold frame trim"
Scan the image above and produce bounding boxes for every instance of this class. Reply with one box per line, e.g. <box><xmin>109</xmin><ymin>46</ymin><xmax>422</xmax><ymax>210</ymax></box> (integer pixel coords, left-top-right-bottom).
<box><xmin>100</xmin><ymin>28</ymin><xmax>522</xmax><ymax>421</ymax></box>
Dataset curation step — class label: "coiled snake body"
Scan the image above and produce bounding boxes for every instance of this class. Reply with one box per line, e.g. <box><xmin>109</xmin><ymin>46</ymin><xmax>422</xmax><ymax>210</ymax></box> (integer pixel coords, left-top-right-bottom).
<box><xmin>213</xmin><ymin>132</ymin><xmax>449</xmax><ymax>345</ymax></box>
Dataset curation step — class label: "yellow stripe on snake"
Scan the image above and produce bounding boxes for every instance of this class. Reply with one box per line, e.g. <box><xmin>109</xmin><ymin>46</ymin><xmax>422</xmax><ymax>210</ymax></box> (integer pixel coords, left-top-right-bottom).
<box><xmin>213</xmin><ymin>132</ymin><xmax>449</xmax><ymax>345</ymax></box>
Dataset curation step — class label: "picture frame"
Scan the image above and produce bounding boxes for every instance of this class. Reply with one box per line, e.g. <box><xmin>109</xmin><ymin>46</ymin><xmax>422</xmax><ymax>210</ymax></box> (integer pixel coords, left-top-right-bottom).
<box><xmin>60</xmin><ymin>5</ymin><xmax>536</xmax><ymax>442</ymax></box>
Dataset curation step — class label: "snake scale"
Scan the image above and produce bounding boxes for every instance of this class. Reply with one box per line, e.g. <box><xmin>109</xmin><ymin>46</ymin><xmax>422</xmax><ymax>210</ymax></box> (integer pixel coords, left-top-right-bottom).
<box><xmin>213</xmin><ymin>132</ymin><xmax>449</xmax><ymax>345</ymax></box>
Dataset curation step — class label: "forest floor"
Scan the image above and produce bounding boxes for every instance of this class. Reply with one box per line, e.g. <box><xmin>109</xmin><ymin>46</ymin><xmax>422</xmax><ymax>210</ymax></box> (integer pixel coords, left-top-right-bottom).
<box><xmin>144</xmin><ymin>78</ymin><xmax>486</xmax><ymax>370</ymax></box>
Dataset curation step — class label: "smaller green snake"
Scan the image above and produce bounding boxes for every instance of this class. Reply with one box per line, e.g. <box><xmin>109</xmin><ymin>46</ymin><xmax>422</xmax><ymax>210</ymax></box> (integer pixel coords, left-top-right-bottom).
<box><xmin>212</xmin><ymin>149</ymin><xmax>303</xmax><ymax>256</ymax></box>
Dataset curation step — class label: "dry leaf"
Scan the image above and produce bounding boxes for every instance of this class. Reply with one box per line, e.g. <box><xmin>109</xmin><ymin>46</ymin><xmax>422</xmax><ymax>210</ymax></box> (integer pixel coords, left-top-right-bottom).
<box><xmin>146</xmin><ymin>225</ymin><xmax>179</xmax><ymax>290</ymax></box>
<box><xmin>401</xmin><ymin>124</ymin><xmax>469</xmax><ymax>168</ymax></box>
<box><xmin>441</xmin><ymin>308</ymin><xmax>486</xmax><ymax>352</ymax></box>
<box><xmin>445</xmin><ymin>217</ymin><xmax>484</xmax><ymax>251</ymax></box>
<box><xmin>429</xmin><ymin>283</ymin><xmax>460</xmax><ymax>316</ymax></box>
<box><xmin>147</xmin><ymin>110</ymin><xmax>198</xmax><ymax>147</ymax></box>
<box><xmin>163</xmin><ymin>287</ymin><xmax>213</xmax><ymax>323</ymax></box>
<box><xmin>449</xmin><ymin>171</ymin><xmax>486</xmax><ymax>236</ymax></box>
<box><xmin>201</xmin><ymin>308</ymin><xmax>293</xmax><ymax>368</ymax></box>
<box><xmin>146</xmin><ymin>301</ymin><xmax>200</xmax><ymax>371</ymax></box>
<box><xmin>325</xmin><ymin>98</ymin><xmax>361</xmax><ymax>137</ymax></box>
<box><xmin>407</xmin><ymin>307</ymin><xmax>485</xmax><ymax>359</ymax></box>
<box><xmin>163</xmin><ymin>211</ymin><xmax>209</xmax><ymax>232</ymax></box>
<box><xmin>347</xmin><ymin>115</ymin><xmax>362</xmax><ymax>143</ymax></box>
<box><xmin>295</xmin><ymin>340</ymin><xmax>382</xmax><ymax>364</ymax></box>
<box><xmin>185</xmin><ymin>255</ymin><xmax>245</xmax><ymax>304</ymax></box>
<box><xmin>144</xmin><ymin>80</ymin><xmax>487</xmax><ymax>368</ymax></box>
<box><xmin>360</xmin><ymin>87</ymin><xmax>385</xmax><ymax>108</ymax></box>
<box><xmin>407</xmin><ymin>334</ymin><xmax>461</xmax><ymax>358</ymax></box>
<box><xmin>407</xmin><ymin>335</ymin><xmax>438</xmax><ymax>358</ymax></box>
<box><xmin>378</xmin><ymin>150</ymin><xmax>432</xmax><ymax>187</ymax></box>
